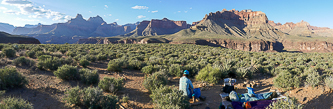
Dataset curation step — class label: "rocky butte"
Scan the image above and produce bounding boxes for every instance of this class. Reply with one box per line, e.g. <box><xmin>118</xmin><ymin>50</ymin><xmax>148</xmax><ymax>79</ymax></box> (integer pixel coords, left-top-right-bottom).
<box><xmin>121</xmin><ymin>18</ymin><xmax>190</xmax><ymax>37</ymax></box>
<box><xmin>12</xmin><ymin>14</ymin><xmax>136</xmax><ymax>44</ymax></box>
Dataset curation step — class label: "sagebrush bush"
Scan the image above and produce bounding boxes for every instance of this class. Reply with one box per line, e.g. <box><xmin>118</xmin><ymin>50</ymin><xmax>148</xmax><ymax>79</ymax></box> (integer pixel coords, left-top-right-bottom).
<box><xmin>12</xmin><ymin>56</ymin><xmax>35</xmax><ymax>67</ymax></box>
<box><xmin>64</xmin><ymin>86</ymin><xmax>119</xmax><ymax>109</ymax></box>
<box><xmin>266</xmin><ymin>96</ymin><xmax>303</xmax><ymax>109</ymax></box>
<box><xmin>128</xmin><ymin>59</ymin><xmax>144</xmax><ymax>70</ymax></box>
<box><xmin>169</xmin><ymin>64</ymin><xmax>183</xmax><ymax>77</ymax></box>
<box><xmin>25</xmin><ymin>50</ymin><xmax>35</xmax><ymax>58</ymax></box>
<box><xmin>98</xmin><ymin>77</ymin><xmax>124</xmax><ymax>93</ymax></box>
<box><xmin>325</xmin><ymin>75</ymin><xmax>333</xmax><ymax>89</ymax></box>
<box><xmin>79</xmin><ymin>68</ymin><xmax>99</xmax><ymax>85</ymax></box>
<box><xmin>107</xmin><ymin>59</ymin><xmax>123</xmax><ymax>72</ymax></box>
<box><xmin>0</xmin><ymin>96</ymin><xmax>34</xmax><ymax>109</ymax></box>
<box><xmin>53</xmin><ymin>65</ymin><xmax>79</xmax><ymax>80</ymax></box>
<box><xmin>150</xmin><ymin>85</ymin><xmax>189</xmax><ymax>109</ymax></box>
<box><xmin>2</xmin><ymin>48</ymin><xmax>16</xmax><ymax>58</ymax></box>
<box><xmin>79</xmin><ymin>58</ymin><xmax>89</xmax><ymax>68</ymax></box>
<box><xmin>273</xmin><ymin>70</ymin><xmax>300</xmax><ymax>89</ymax></box>
<box><xmin>141</xmin><ymin>65</ymin><xmax>155</xmax><ymax>75</ymax></box>
<box><xmin>96</xmin><ymin>54</ymin><xmax>107</xmax><ymax>61</ymax></box>
<box><xmin>37</xmin><ymin>56</ymin><xmax>62</xmax><ymax>70</ymax></box>
<box><xmin>196</xmin><ymin>64</ymin><xmax>226</xmax><ymax>84</ymax></box>
<box><xmin>0</xmin><ymin>67</ymin><xmax>27</xmax><ymax>89</ymax></box>
<box><xmin>306</xmin><ymin>70</ymin><xmax>321</xmax><ymax>87</ymax></box>
<box><xmin>143</xmin><ymin>71</ymin><xmax>168</xmax><ymax>92</ymax></box>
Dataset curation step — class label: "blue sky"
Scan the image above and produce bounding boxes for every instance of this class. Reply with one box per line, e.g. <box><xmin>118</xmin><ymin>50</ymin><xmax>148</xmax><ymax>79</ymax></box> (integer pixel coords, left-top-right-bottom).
<box><xmin>0</xmin><ymin>0</ymin><xmax>333</xmax><ymax>28</ymax></box>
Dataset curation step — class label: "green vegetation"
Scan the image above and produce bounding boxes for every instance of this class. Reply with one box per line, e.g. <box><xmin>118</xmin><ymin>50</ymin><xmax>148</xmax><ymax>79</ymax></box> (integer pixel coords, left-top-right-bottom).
<box><xmin>53</xmin><ymin>65</ymin><xmax>79</xmax><ymax>80</ymax></box>
<box><xmin>0</xmin><ymin>67</ymin><xmax>27</xmax><ymax>90</ymax></box>
<box><xmin>98</xmin><ymin>77</ymin><xmax>124</xmax><ymax>93</ymax></box>
<box><xmin>143</xmin><ymin>70</ymin><xmax>168</xmax><ymax>92</ymax></box>
<box><xmin>12</xmin><ymin>56</ymin><xmax>35</xmax><ymax>67</ymax></box>
<box><xmin>0</xmin><ymin>96</ymin><xmax>34</xmax><ymax>109</ymax></box>
<box><xmin>150</xmin><ymin>85</ymin><xmax>190</xmax><ymax>109</ymax></box>
<box><xmin>0</xmin><ymin>43</ymin><xmax>333</xmax><ymax>91</ymax></box>
<box><xmin>266</xmin><ymin>96</ymin><xmax>303</xmax><ymax>109</ymax></box>
<box><xmin>64</xmin><ymin>86</ymin><xmax>118</xmax><ymax>109</ymax></box>
<box><xmin>2</xmin><ymin>47</ymin><xmax>16</xmax><ymax>58</ymax></box>
<box><xmin>79</xmin><ymin>68</ymin><xmax>99</xmax><ymax>85</ymax></box>
<box><xmin>196</xmin><ymin>64</ymin><xmax>228</xmax><ymax>84</ymax></box>
<box><xmin>325</xmin><ymin>75</ymin><xmax>333</xmax><ymax>89</ymax></box>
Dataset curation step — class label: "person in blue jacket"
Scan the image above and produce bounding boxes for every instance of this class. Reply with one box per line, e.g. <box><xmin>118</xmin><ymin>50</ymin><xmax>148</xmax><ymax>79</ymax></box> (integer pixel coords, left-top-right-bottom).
<box><xmin>179</xmin><ymin>70</ymin><xmax>194</xmax><ymax>98</ymax></box>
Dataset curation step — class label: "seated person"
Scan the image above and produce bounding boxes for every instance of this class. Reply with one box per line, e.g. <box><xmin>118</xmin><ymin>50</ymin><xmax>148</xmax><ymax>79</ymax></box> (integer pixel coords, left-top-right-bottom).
<box><xmin>226</xmin><ymin>87</ymin><xmax>277</xmax><ymax>103</ymax></box>
<box><xmin>179</xmin><ymin>70</ymin><xmax>194</xmax><ymax>98</ymax></box>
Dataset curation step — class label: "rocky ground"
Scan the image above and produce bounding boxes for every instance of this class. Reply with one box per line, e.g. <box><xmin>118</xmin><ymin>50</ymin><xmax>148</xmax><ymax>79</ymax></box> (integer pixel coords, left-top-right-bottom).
<box><xmin>1</xmin><ymin>58</ymin><xmax>332</xmax><ymax>109</ymax></box>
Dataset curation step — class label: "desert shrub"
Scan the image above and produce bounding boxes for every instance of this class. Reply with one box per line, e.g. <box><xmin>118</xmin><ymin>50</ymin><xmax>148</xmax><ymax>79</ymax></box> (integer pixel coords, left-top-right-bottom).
<box><xmin>79</xmin><ymin>68</ymin><xmax>99</xmax><ymax>85</ymax></box>
<box><xmin>25</xmin><ymin>50</ymin><xmax>35</xmax><ymax>58</ymax></box>
<box><xmin>12</xmin><ymin>56</ymin><xmax>35</xmax><ymax>67</ymax></box>
<box><xmin>64</xmin><ymin>86</ymin><xmax>119</xmax><ymax>109</ymax></box>
<box><xmin>266</xmin><ymin>96</ymin><xmax>303</xmax><ymax>109</ymax></box>
<box><xmin>128</xmin><ymin>59</ymin><xmax>144</xmax><ymax>70</ymax></box>
<box><xmin>59</xmin><ymin>49</ymin><xmax>67</xmax><ymax>54</ymax></box>
<box><xmin>98</xmin><ymin>77</ymin><xmax>124</xmax><ymax>93</ymax></box>
<box><xmin>141</xmin><ymin>65</ymin><xmax>155</xmax><ymax>75</ymax></box>
<box><xmin>236</xmin><ymin>66</ymin><xmax>257</xmax><ymax>79</ymax></box>
<box><xmin>273</xmin><ymin>70</ymin><xmax>300</xmax><ymax>89</ymax></box>
<box><xmin>0</xmin><ymin>96</ymin><xmax>34</xmax><ymax>109</ymax></box>
<box><xmin>196</xmin><ymin>64</ymin><xmax>226</xmax><ymax>84</ymax></box>
<box><xmin>53</xmin><ymin>65</ymin><xmax>79</xmax><ymax>80</ymax></box>
<box><xmin>79</xmin><ymin>58</ymin><xmax>89</xmax><ymax>68</ymax></box>
<box><xmin>107</xmin><ymin>59</ymin><xmax>123</xmax><ymax>72</ymax></box>
<box><xmin>324</xmin><ymin>75</ymin><xmax>333</xmax><ymax>89</ymax></box>
<box><xmin>37</xmin><ymin>56</ymin><xmax>62</xmax><ymax>70</ymax></box>
<box><xmin>150</xmin><ymin>85</ymin><xmax>190</xmax><ymax>109</ymax></box>
<box><xmin>96</xmin><ymin>54</ymin><xmax>107</xmax><ymax>61</ymax></box>
<box><xmin>66</xmin><ymin>51</ymin><xmax>76</xmax><ymax>57</ymax></box>
<box><xmin>37</xmin><ymin>55</ymin><xmax>52</xmax><ymax>61</ymax></box>
<box><xmin>0</xmin><ymin>67</ymin><xmax>27</xmax><ymax>89</ymax></box>
<box><xmin>120</xmin><ymin>95</ymin><xmax>129</xmax><ymax>103</ymax></box>
<box><xmin>169</xmin><ymin>64</ymin><xmax>183</xmax><ymax>77</ymax></box>
<box><xmin>305</xmin><ymin>70</ymin><xmax>321</xmax><ymax>87</ymax></box>
<box><xmin>143</xmin><ymin>71</ymin><xmax>168</xmax><ymax>92</ymax></box>
<box><xmin>2</xmin><ymin>48</ymin><xmax>16</xmax><ymax>58</ymax></box>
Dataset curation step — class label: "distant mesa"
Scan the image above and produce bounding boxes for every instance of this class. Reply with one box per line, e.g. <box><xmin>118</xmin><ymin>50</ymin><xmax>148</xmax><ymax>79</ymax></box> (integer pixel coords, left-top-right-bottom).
<box><xmin>0</xmin><ymin>22</ymin><xmax>15</xmax><ymax>34</ymax></box>
<box><xmin>121</xmin><ymin>18</ymin><xmax>190</xmax><ymax>37</ymax></box>
<box><xmin>12</xmin><ymin>14</ymin><xmax>137</xmax><ymax>44</ymax></box>
<box><xmin>269</xmin><ymin>20</ymin><xmax>333</xmax><ymax>37</ymax></box>
<box><xmin>0</xmin><ymin>32</ymin><xmax>40</xmax><ymax>44</ymax></box>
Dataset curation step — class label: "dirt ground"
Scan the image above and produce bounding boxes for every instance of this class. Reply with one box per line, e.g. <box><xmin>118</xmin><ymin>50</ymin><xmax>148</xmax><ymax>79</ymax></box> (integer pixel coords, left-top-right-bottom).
<box><xmin>1</xmin><ymin>59</ymin><xmax>333</xmax><ymax>109</ymax></box>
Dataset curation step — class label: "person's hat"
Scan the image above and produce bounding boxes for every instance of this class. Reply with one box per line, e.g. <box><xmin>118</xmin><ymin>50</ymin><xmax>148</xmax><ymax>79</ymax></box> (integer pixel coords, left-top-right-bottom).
<box><xmin>184</xmin><ymin>70</ymin><xmax>189</xmax><ymax>75</ymax></box>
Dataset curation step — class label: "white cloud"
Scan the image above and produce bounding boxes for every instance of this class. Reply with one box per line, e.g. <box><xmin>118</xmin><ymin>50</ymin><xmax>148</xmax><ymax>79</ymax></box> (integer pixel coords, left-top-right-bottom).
<box><xmin>184</xmin><ymin>11</ymin><xmax>188</xmax><ymax>13</ymax></box>
<box><xmin>105</xmin><ymin>5</ymin><xmax>108</xmax><ymax>8</ymax></box>
<box><xmin>108</xmin><ymin>14</ymin><xmax>112</xmax><ymax>16</ymax></box>
<box><xmin>3</xmin><ymin>9</ymin><xmax>19</xmax><ymax>14</ymax></box>
<box><xmin>0</xmin><ymin>7</ymin><xmax>8</xmax><ymax>10</ymax></box>
<box><xmin>89</xmin><ymin>11</ymin><xmax>92</xmax><ymax>13</ymax></box>
<box><xmin>132</xmin><ymin>5</ymin><xmax>148</xmax><ymax>9</ymax></box>
<box><xmin>190</xmin><ymin>7</ymin><xmax>192</xmax><ymax>9</ymax></box>
<box><xmin>115</xmin><ymin>19</ymin><xmax>119</xmax><ymax>21</ymax></box>
<box><xmin>178</xmin><ymin>11</ymin><xmax>181</xmax><ymax>13</ymax></box>
<box><xmin>137</xmin><ymin>15</ymin><xmax>146</xmax><ymax>19</ymax></box>
<box><xmin>15</xmin><ymin>17</ymin><xmax>39</xmax><ymax>22</ymax></box>
<box><xmin>151</xmin><ymin>10</ymin><xmax>158</xmax><ymax>13</ymax></box>
<box><xmin>2</xmin><ymin>0</ymin><xmax>31</xmax><ymax>5</ymax></box>
<box><xmin>1</xmin><ymin>0</ymin><xmax>71</xmax><ymax>21</ymax></box>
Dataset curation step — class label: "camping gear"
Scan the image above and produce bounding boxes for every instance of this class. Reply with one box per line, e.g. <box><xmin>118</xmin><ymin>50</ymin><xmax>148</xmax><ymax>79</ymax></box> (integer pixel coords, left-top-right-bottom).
<box><xmin>232</xmin><ymin>100</ymin><xmax>275</xmax><ymax>109</ymax></box>
<box><xmin>244</xmin><ymin>101</ymin><xmax>252</xmax><ymax>109</ymax></box>
<box><xmin>193</xmin><ymin>88</ymin><xmax>201</xmax><ymax>98</ymax></box>
<box><xmin>224</xmin><ymin>78</ymin><xmax>236</xmax><ymax>86</ymax></box>
<box><xmin>222</xmin><ymin>85</ymin><xmax>234</xmax><ymax>93</ymax></box>
<box><xmin>199</xmin><ymin>96</ymin><xmax>206</xmax><ymax>101</ymax></box>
